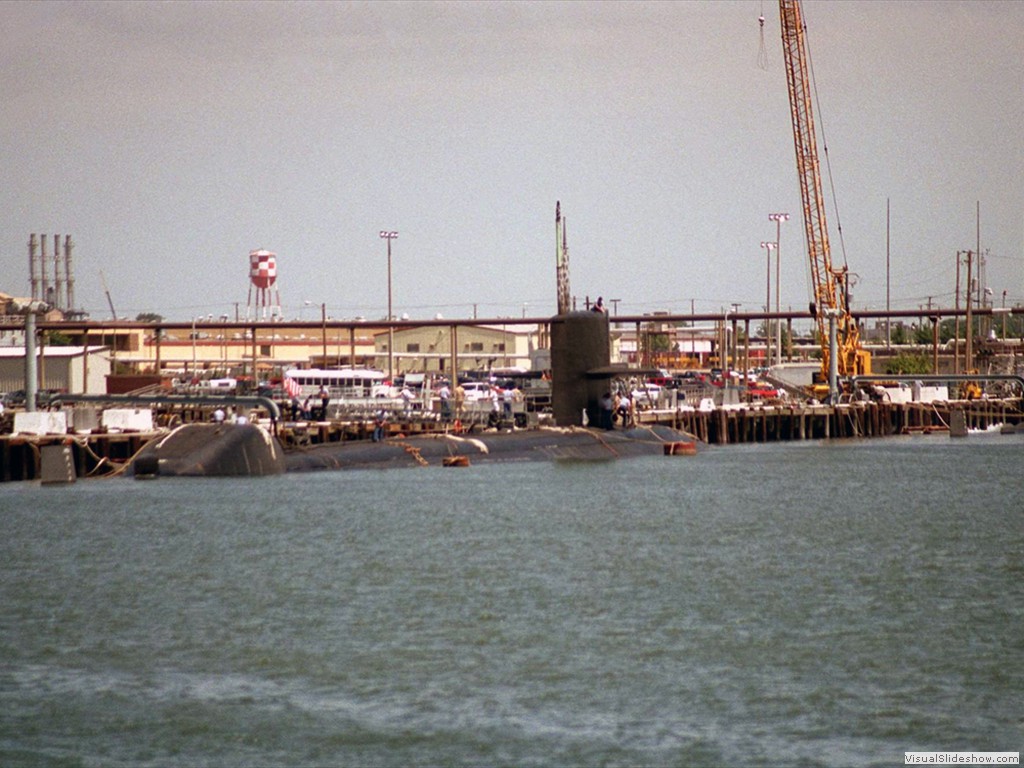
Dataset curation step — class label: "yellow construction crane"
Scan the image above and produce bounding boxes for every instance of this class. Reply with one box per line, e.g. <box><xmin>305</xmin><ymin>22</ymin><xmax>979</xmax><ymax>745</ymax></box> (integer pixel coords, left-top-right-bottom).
<box><xmin>778</xmin><ymin>0</ymin><xmax>870</xmax><ymax>396</ymax></box>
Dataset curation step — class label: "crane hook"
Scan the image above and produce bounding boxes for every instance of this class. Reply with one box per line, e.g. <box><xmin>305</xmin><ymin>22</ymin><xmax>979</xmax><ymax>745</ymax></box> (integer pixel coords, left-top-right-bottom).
<box><xmin>757</xmin><ymin>13</ymin><xmax>770</xmax><ymax>70</ymax></box>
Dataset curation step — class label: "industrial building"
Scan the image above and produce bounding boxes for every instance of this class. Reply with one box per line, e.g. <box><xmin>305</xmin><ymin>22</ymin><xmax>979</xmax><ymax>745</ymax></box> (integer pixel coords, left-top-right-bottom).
<box><xmin>0</xmin><ymin>346</ymin><xmax>110</xmax><ymax>397</ymax></box>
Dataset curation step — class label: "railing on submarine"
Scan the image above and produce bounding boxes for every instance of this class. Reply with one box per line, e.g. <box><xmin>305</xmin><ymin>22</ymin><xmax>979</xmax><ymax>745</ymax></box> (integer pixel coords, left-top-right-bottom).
<box><xmin>50</xmin><ymin>393</ymin><xmax>282</xmax><ymax>432</ymax></box>
<box><xmin>850</xmin><ymin>374</ymin><xmax>1024</xmax><ymax>395</ymax></box>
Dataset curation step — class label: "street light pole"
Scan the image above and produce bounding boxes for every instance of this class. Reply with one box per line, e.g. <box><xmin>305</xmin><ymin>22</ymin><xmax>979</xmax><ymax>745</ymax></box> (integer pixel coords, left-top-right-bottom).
<box><xmin>1003</xmin><ymin>289</ymin><xmax>1008</xmax><ymax>339</ymax></box>
<box><xmin>321</xmin><ymin>302</ymin><xmax>327</xmax><ymax>365</ymax></box>
<box><xmin>769</xmin><ymin>213</ymin><xmax>789</xmax><ymax>366</ymax></box>
<box><xmin>965</xmin><ymin>249</ymin><xmax>973</xmax><ymax>373</ymax></box>
<box><xmin>379</xmin><ymin>230</ymin><xmax>398</xmax><ymax>382</ymax></box>
<box><xmin>760</xmin><ymin>241</ymin><xmax>776</xmax><ymax>368</ymax></box>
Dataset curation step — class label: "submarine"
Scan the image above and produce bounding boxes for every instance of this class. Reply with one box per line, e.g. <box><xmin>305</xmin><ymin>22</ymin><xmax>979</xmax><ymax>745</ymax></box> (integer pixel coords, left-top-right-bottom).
<box><xmin>130</xmin><ymin>310</ymin><xmax>700</xmax><ymax>478</ymax></box>
<box><xmin>131</xmin><ymin>421</ymin><xmax>697</xmax><ymax>477</ymax></box>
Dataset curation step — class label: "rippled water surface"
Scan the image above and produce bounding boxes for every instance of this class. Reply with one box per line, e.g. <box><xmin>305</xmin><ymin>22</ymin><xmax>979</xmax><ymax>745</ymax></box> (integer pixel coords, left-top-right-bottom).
<box><xmin>2</xmin><ymin>433</ymin><xmax>1022</xmax><ymax>767</ymax></box>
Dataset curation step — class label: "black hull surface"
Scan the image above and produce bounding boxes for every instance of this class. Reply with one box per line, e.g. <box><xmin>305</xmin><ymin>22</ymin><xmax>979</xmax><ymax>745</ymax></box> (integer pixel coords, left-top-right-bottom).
<box><xmin>284</xmin><ymin>426</ymin><xmax>699</xmax><ymax>472</ymax></box>
<box><xmin>130</xmin><ymin>424</ymin><xmax>698</xmax><ymax>477</ymax></box>
<box><xmin>132</xmin><ymin>423</ymin><xmax>286</xmax><ymax>477</ymax></box>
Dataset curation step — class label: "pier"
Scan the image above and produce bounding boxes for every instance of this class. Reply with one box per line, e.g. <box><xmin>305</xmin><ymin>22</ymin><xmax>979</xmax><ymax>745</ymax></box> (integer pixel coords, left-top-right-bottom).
<box><xmin>2</xmin><ymin>307</ymin><xmax>1021</xmax><ymax>482</ymax></box>
<box><xmin>663</xmin><ymin>398</ymin><xmax>1022</xmax><ymax>445</ymax></box>
<box><xmin>2</xmin><ymin>395</ymin><xmax>1020</xmax><ymax>483</ymax></box>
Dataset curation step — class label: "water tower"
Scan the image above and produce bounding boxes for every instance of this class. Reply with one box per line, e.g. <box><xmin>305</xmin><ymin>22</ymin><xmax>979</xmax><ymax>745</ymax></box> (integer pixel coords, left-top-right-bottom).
<box><xmin>247</xmin><ymin>249</ymin><xmax>281</xmax><ymax>319</ymax></box>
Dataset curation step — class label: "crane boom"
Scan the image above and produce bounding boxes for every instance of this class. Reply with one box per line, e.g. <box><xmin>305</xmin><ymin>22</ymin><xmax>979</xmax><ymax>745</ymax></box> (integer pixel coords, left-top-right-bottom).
<box><xmin>778</xmin><ymin>0</ymin><xmax>869</xmax><ymax>382</ymax></box>
<box><xmin>99</xmin><ymin>270</ymin><xmax>117</xmax><ymax>320</ymax></box>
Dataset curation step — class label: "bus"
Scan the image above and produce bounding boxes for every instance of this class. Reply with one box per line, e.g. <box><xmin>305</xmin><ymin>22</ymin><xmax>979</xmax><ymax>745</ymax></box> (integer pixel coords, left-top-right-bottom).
<box><xmin>282</xmin><ymin>368</ymin><xmax>389</xmax><ymax>400</ymax></box>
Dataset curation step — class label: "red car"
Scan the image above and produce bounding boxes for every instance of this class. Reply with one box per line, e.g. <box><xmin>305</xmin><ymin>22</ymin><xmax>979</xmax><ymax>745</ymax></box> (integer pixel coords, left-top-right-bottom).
<box><xmin>747</xmin><ymin>383</ymin><xmax>778</xmax><ymax>399</ymax></box>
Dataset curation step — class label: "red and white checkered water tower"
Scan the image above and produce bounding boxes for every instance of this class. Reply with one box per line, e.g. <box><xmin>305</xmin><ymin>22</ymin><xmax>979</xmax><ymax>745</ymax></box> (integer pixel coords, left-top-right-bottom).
<box><xmin>247</xmin><ymin>249</ymin><xmax>281</xmax><ymax>319</ymax></box>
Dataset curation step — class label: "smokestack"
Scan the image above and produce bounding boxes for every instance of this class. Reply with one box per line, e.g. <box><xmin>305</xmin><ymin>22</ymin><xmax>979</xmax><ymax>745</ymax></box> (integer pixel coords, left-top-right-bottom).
<box><xmin>28</xmin><ymin>234</ymin><xmax>39</xmax><ymax>300</ymax></box>
<box><xmin>40</xmin><ymin>234</ymin><xmax>49</xmax><ymax>307</ymax></box>
<box><xmin>64</xmin><ymin>235</ymin><xmax>75</xmax><ymax>314</ymax></box>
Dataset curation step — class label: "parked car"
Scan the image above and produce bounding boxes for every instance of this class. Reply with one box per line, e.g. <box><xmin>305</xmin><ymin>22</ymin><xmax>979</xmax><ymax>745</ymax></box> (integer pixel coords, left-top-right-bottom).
<box><xmin>631</xmin><ymin>383</ymin><xmax>662</xmax><ymax>402</ymax></box>
<box><xmin>673</xmin><ymin>371</ymin><xmax>705</xmax><ymax>387</ymax></box>
<box><xmin>748</xmin><ymin>383</ymin><xmax>779</xmax><ymax>399</ymax></box>
<box><xmin>460</xmin><ymin>381</ymin><xmax>492</xmax><ymax>401</ymax></box>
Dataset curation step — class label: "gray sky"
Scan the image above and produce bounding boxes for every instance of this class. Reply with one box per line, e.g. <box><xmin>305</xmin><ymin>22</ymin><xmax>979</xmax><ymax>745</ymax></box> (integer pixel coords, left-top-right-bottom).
<box><xmin>3</xmin><ymin>0</ymin><xmax>1022</xmax><ymax>322</ymax></box>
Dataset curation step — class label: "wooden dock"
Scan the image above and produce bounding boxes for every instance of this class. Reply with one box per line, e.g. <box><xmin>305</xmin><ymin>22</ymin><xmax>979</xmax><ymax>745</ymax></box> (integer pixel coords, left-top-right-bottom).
<box><xmin>661</xmin><ymin>399</ymin><xmax>1023</xmax><ymax>445</ymax></box>
<box><xmin>0</xmin><ymin>431</ymin><xmax>157</xmax><ymax>483</ymax></box>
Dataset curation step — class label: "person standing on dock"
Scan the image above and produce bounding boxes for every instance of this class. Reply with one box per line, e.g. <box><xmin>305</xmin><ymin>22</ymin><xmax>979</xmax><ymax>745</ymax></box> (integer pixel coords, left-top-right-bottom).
<box><xmin>318</xmin><ymin>385</ymin><xmax>330</xmax><ymax>420</ymax></box>
<box><xmin>454</xmin><ymin>381</ymin><xmax>466</xmax><ymax>419</ymax></box>
<box><xmin>438</xmin><ymin>382</ymin><xmax>452</xmax><ymax>421</ymax></box>
<box><xmin>616</xmin><ymin>393</ymin><xmax>632</xmax><ymax>428</ymax></box>
<box><xmin>373</xmin><ymin>410</ymin><xmax>387</xmax><ymax>442</ymax></box>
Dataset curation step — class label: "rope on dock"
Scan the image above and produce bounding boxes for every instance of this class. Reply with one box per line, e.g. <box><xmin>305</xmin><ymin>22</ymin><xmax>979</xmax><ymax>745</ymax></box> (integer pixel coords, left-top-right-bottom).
<box><xmin>930</xmin><ymin>403</ymin><xmax>950</xmax><ymax>429</ymax></box>
<box><xmin>67</xmin><ymin>434</ymin><xmax>161</xmax><ymax>477</ymax></box>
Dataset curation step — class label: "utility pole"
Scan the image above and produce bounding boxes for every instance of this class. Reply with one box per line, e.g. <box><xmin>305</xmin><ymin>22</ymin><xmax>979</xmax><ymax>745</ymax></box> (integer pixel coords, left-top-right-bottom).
<box><xmin>321</xmin><ymin>303</ymin><xmax>327</xmax><ymax>365</ymax></box>
<box><xmin>886</xmin><ymin>199</ymin><xmax>891</xmax><ymax>351</ymax></box>
<box><xmin>769</xmin><ymin>213</ymin><xmax>789</xmax><ymax>367</ymax></box>
<box><xmin>730</xmin><ymin>303</ymin><xmax>741</xmax><ymax>373</ymax></box>
<box><xmin>954</xmin><ymin>252</ymin><xmax>961</xmax><ymax>374</ymax></box>
<box><xmin>976</xmin><ymin>201</ymin><xmax>983</xmax><ymax>341</ymax></box>
<box><xmin>379</xmin><ymin>230</ymin><xmax>398</xmax><ymax>382</ymax></box>
<box><xmin>965</xmin><ymin>249</ymin><xmax>973</xmax><ymax>373</ymax></box>
<box><xmin>1003</xmin><ymin>290</ymin><xmax>1009</xmax><ymax>339</ymax></box>
<box><xmin>761</xmin><ymin>241</ymin><xmax>776</xmax><ymax>367</ymax></box>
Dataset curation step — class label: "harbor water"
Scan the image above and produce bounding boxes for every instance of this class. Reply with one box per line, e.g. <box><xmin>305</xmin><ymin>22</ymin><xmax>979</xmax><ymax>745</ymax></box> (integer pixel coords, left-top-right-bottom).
<box><xmin>1</xmin><ymin>433</ymin><xmax>1021</xmax><ymax>767</ymax></box>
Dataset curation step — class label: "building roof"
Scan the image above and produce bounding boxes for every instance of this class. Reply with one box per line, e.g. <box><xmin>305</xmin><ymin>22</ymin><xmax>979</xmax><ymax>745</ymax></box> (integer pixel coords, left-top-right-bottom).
<box><xmin>0</xmin><ymin>345</ymin><xmax>108</xmax><ymax>358</ymax></box>
<box><xmin>377</xmin><ymin>323</ymin><xmax>541</xmax><ymax>339</ymax></box>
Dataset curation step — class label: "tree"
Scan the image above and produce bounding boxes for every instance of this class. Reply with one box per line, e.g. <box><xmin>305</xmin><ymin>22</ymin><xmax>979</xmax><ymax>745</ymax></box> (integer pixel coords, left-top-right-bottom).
<box><xmin>913</xmin><ymin>322</ymin><xmax>934</xmax><ymax>345</ymax></box>
<box><xmin>136</xmin><ymin>312</ymin><xmax>163</xmax><ymax>323</ymax></box>
<box><xmin>648</xmin><ymin>332</ymin><xmax>671</xmax><ymax>352</ymax></box>
<box><xmin>885</xmin><ymin>354</ymin><xmax>931</xmax><ymax>375</ymax></box>
<box><xmin>44</xmin><ymin>330</ymin><xmax>73</xmax><ymax>346</ymax></box>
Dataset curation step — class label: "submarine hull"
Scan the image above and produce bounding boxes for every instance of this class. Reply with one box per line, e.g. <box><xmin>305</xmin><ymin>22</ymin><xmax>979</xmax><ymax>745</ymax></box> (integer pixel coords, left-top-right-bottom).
<box><xmin>284</xmin><ymin>425</ymin><xmax>699</xmax><ymax>472</ymax></box>
<box><xmin>133</xmin><ymin>423</ymin><xmax>286</xmax><ymax>477</ymax></box>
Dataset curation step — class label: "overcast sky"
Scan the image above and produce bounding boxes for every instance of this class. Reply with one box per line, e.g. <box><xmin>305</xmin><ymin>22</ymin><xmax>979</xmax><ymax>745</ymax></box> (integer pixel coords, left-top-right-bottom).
<box><xmin>2</xmin><ymin>0</ymin><xmax>1022</xmax><ymax>322</ymax></box>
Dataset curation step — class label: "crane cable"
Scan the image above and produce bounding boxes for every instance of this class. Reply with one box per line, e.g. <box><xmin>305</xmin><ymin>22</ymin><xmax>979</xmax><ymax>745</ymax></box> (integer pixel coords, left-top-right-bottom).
<box><xmin>801</xmin><ymin>2</ymin><xmax>850</xmax><ymax>275</ymax></box>
<box><xmin>757</xmin><ymin>0</ymin><xmax>770</xmax><ymax>70</ymax></box>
